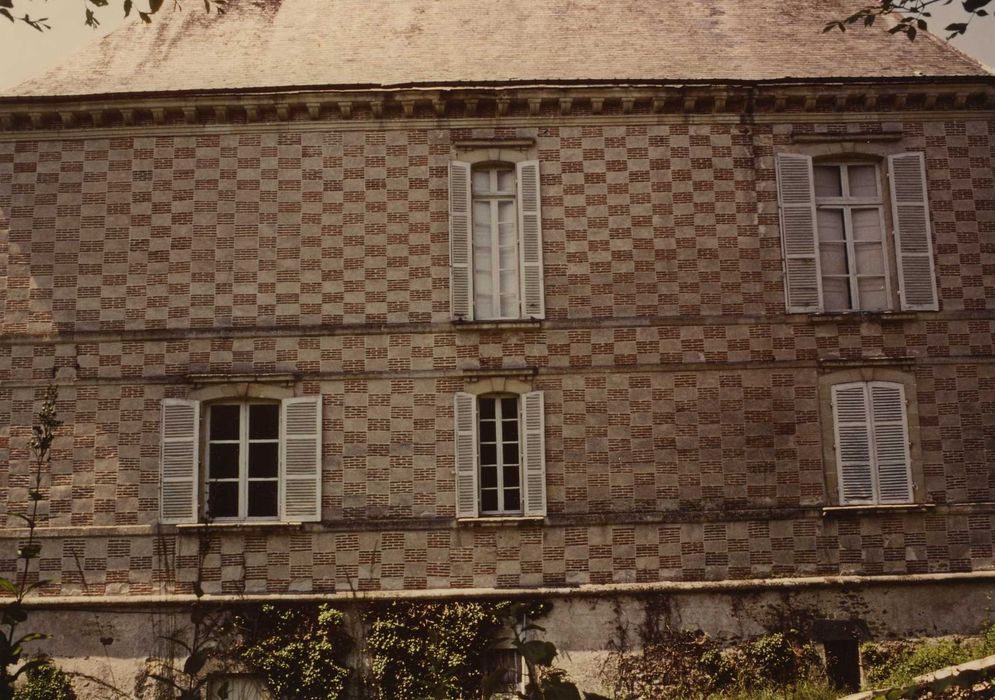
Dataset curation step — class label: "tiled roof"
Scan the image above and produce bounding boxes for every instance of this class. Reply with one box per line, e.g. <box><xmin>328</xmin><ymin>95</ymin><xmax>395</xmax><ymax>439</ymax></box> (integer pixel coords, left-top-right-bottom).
<box><xmin>6</xmin><ymin>0</ymin><xmax>990</xmax><ymax>97</ymax></box>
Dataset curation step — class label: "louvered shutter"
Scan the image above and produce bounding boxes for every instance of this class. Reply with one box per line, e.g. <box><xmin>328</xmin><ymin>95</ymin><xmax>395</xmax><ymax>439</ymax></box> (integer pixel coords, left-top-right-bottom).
<box><xmin>280</xmin><ymin>396</ymin><xmax>322</xmax><ymax>522</ymax></box>
<box><xmin>521</xmin><ymin>391</ymin><xmax>547</xmax><ymax>517</ymax></box>
<box><xmin>160</xmin><ymin>399</ymin><xmax>199</xmax><ymax>524</ymax></box>
<box><xmin>888</xmin><ymin>153</ymin><xmax>938</xmax><ymax>311</ymax></box>
<box><xmin>517</xmin><ymin>160</ymin><xmax>545</xmax><ymax>319</ymax></box>
<box><xmin>831</xmin><ymin>384</ymin><xmax>875</xmax><ymax>504</ymax></box>
<box><xmin>869</xmin><ymin>382</ymin><xmax>913</xmax><ymax>503</ymax></box>
<box><xmin>449</xmin><ymin>161</ymin><xmax>474</xmax><ymax>320</ymax></box>
<box><xmin>454</xmin><ymin>392</ymin><xmax>478</xmax><ymax>518</ymax></box>
<box><xmin>776</xmin><ymin>153</ymin><xmax>822</xmax><ymax>312</ymax></box>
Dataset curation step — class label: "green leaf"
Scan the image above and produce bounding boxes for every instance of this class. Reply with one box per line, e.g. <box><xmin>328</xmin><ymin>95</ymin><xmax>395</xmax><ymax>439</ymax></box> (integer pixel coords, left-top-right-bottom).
<box><xmin>149</xmin><ymin>0</ymin><xmax>164</xmax><ymax>13</ymax></box>
<box><xmin>945</xmin><ymin>22</ymin><xmax>969</xmax><ymax>32</ymax></box>
<box><xmin>13</xmin><ymin>631</ymin><xmax>49</xmax><ymax>647</ymax></box>
<box><xmin>2</xmin><ymin>606</ymin><xmax>28</xmax><ymax>625</ymax></box>
<box><xmin>87</xmin><ymin>0</ymin><xmax>110</xmax><ymax>6</ymax></box>
<box><xmin>0</xmin><ymin>577</ymin><xmax>17</xmax><ymax>594</ymax></box>
<box><xmin>123</xmin><ymin>0</ymin><xmax>132</xmax><ymax>15</ymax></box>
<box><xmin>138</xmin><ymin>11</ymin><xmax>151</xmax><ymax>22</ymax></box>
<box><xmin>964</xmin><ymin>0</ymin><xmax>992</xmax><ymax>11</ymax></box>
<box><xmin>0</xmin><ymin>7</ymin><xmax>12</xmax><ymax>21</ymax></box>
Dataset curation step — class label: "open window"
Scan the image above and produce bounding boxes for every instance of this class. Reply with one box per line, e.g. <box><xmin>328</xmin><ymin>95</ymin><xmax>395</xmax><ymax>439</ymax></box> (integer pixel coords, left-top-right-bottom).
<box><xmin>453</xmin><ymin>390</ymin><xmax>546</xmax><ymax>519</ymax></box>
<box><xmin>159</xmin><ymin>396</ymin><xmax>322</xmax><ymax>524</ymax></box>
<box><xmin>775</xmin><ymin>151</ymin><xmax>937</xmax><ymax>313</ymax></box>
<box><xmin>450</xmin><ymin>160</ymin><xmax>544</xmax><ymax>320</ymax></box>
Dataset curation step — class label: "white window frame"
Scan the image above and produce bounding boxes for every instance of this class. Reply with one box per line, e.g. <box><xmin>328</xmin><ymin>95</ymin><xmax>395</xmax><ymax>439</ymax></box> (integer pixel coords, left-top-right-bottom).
<box><xmin>159</xmin><ymin>394</ymin><xmax>322</xmax><ymax>525</ymax></box>
<box><xmin>775</xmin><ymin>151</ymin><xmax>938</xmax><ymax>314</ymax></box>
<box><xmin>449</xmin><ymin>159</ymin><xmax>544</xmax><ymax>321</ymax></box>
<box><xmin>831</xmin><ymin>381</ymin><xmax>914</xmax><ymax>505</ymax></box>
<box><xmin>477</xmin><ymin>394</ymin><xmax>524</xmax><ymax>515</ymax></box>
<box><xmin>204</xmin><ymin>401</ymin><xmax>281</xmax><ymax>522</ymax></box>
<box><xmin>472</xmin><ymin>165</ymin><xmax>521</xmax><ymax>320</ymax></box>
<box><xmin>814</xmin><ymin>162</ymin><xmax>892</xmax><ymax>312</ymax></box>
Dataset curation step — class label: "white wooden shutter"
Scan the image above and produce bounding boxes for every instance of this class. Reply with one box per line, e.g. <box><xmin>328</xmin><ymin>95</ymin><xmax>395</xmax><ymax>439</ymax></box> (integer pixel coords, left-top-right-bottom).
<box><xmin>449</xmin><ymin>161</ymin><xmax>474</xmax><ymax>320</ymax></box>
<box><xmin>517</xmin><ymin>160</ymin><xmax>545</xmax><ymax>319</ymax></box>
<box><xmin>280</xmin><ymin>396</ymin><xmax>322</xmax><ymax>522</ymax></box>
<box><xmin>454</xmin><ymin>392</ymin><xmax>478</xmax><ymax>518</ymax></box>
<box><xmin>160</xmin><ymin>399</ymin><xmax>199</xmax><ymax>524</ymax></box>
<box><xmin>776</xmin><ymin>153</ymin><xmax>822</xmax><ymax>312</ymax></box>
<box><xmin>888</xmin><ymin>152</ymin><xmax>938</xmax><ymax>311</ymax></box>
<box><xmin>831</xmin><ymin>384</ymin><xmax>875</xmax><ymax>504</ymax></box>
<box><xmin>869</xmin><ymin>382</ymin><xmax>913</xmax><ymax>503</ymax></box>
<box><xmin>521</xmin><ymin>391</ymin><xmax>547</xmax><ymax>517</ymax></box>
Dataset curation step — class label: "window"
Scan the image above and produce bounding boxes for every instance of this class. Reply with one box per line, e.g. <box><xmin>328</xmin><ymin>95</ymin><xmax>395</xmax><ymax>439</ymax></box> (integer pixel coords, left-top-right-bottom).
<box><xmin>159</xmin><ymin>396</ymin><xmax>322</xmax><ymax>524</ymax></box>
<box><xmin>830</xmin><ymin>381</ymin><xmax>912</xmax><ymax>505</ymax></box>
<box><xmin>776</xmin><ymin>151</ymin><xmax>938</xmax><ymax>313</ymax></box>
<box><xmin>449</xmin><ymin>160</ymin><xmax>545</xmax><ymax>320</ymax></box>
<box><xmin>207</xmin><ymin>675</ymin><xmax>270</xmax><ymax>700</ymax></box>
<box><xmin>206</xmin><ymin>403</ymin><xmax>280</xmax><ymax>520</ymax></box>
<box><xmin>482</xmin><ymin>649</ymin><xmax>524</xmax><ymax>698</ymax></box>
<box><xmin>453</xmin><ymin>390</ymin><xmax>546</xmax><ymax>518</ymax></box>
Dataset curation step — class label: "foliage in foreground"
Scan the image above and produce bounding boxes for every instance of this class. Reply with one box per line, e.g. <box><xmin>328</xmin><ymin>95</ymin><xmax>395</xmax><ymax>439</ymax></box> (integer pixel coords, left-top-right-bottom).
<box><xmin>862</xmin><ymin>622</ymin><xmax>995</xmax><ymax>689</ymax></box>
<box><xmin>601</xmin><ymin>626</ymin><xmax>834</xmax><ymax>700</ymax></box>
<box><xmin>12</xmin><ymin>661</ymin><xmax>75</xmax><ymax>700</ymax></box>
<box><xmin>233</xmin><ymin>604</ymin><xmax>351</xmax><ymax>700</ymax></box>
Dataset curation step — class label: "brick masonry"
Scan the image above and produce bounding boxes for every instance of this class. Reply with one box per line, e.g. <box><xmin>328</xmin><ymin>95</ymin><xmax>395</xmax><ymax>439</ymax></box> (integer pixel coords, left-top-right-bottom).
<box><xmin>0</xmin><ymin>114</ymin><xmax>993</xmax><ymax>597</ymax></box>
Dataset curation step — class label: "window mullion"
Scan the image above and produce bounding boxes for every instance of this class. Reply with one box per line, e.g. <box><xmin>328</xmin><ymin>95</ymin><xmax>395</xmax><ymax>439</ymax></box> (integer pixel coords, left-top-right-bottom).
<box><xmin>843</xmin><ymin>206</ymin><xmax>859</xmax><ymax>310</ymax></box>
<box><xmin>239</xmin><ymin>403</ymin><xmax>249</xmax><ymax>520</ymax></box>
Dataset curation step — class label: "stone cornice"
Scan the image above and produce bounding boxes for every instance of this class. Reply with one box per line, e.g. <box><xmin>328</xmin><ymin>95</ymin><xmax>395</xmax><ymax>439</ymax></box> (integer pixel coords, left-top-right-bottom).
<box><xmin>0</xmin><ymin>81</ymin><xmax>992</xmax><ymax>135</ymax></box>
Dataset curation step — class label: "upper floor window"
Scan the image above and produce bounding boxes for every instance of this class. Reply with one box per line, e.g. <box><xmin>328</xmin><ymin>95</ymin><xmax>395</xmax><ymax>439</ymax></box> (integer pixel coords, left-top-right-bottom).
<box><xmin>453</xmin><ymin>389</ymin><xmax>546</xmax><ymax>518</ymax></box>
<box><xmin>449</xmin><ymin>160</ymin><xmax>545</xmax><ymax>321</ymax></box>
<box><xmin>776</xmin><ymin>151</ymin><xmax>938</xmax><ymax>314</ymax></box>
<box><xmin>159</xmin><ymin>396</ymin><xmax>322</xmax><ymax>524</ymax></box>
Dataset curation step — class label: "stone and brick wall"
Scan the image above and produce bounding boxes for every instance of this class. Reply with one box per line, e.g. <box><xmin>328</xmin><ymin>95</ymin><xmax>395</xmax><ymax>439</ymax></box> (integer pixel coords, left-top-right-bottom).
<box><xmin>0</xmin><ymin>110</ymin><xmax>993</xmax><ymax>598</ymax></box>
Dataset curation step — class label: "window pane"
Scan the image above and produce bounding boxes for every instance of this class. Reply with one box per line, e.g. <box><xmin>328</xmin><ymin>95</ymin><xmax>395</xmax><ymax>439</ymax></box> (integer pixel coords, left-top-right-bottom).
<box><xmin>480</xmin><ymin>443</ymin><xmax>497</xmax><ymax>466</ymax></box>
<box><xmin>249</xmin><ymin>442</ymin><xmax>278</xmax><ymax>478</ymax></box>
<box><xmin>814</xmin><ymin>165</ymin><xmax>842</xmax><ymax>197</ymax></box>
<box><xmin>855</xmin><ymin>243</ymin><xmax>885</xmax><ymax>276</ymax></box>
<box><xmin>208</xmin><ymin>481</ymin><xmax>238</xmax><ymax>519</ymax></box>
<box><xmin>481</xmin><ymin>465</ymin><xmax>498</xmax><ymax>489</ymax></box>
<box><xmin>857</xmin><ymin>277</ymin><xmax>888</xmax><ymax>310</ymax></box>
<box><xmin>851</xmin><ymin>208</ymin><xmax>882</xmax><ymax>241</ymax></box>
<box><xmin>209</xmin><ymin>444</ymin><xmax>239</xmax><ymax>479</ymax></box>
<box><xmin>502</xmin><ymin>443</ymin><xmax>520</xmax><ymax>466</ymax></box>
<box><xmin>817</xmin><ymin>209</ymin><xmax>845</xmax><ymax>242</ymax></box>
<box><xmin>481</xmin><ymin>489</ymin><xmax>498</xmax><ymax>512</ymax></box>
<box><xmin>502</xmin><ymin>419</ymin><xmax>518</xmax><ymax>442</ymax></box>
<box><xmin>479</xmin><ymin>398</ymin><xmax>495</xmax><ymax>420</ymax></box>
<box><xmin>249</xmin><ymin>404</ymin><xmax>279</xmax><ymax>439</ymax></box>
<box><xmin>496</xmin><ymin>168</ymin><xmax>515</xmax><ymax>194</ymax></box>
<box><xmin>847</xmin><ymin>165</ymin><xmax>878</xmax><ymax>198</ymax></box>
<box><xmin>472</xmin><ymin>170</ymin><xmax>490</xmax><ymax>195</ymax></box>
<box><xmin>822</xmin><ymin>277</ymin><xmax>852</xmax><ymax>311</ymax></box>
<box><xmin>501</xmin><ymin>397</ymin><xmax>518</xmax><ymax>416</ymax></box>
<box><xmin>248</xmin><ymin>481</ymin><xmax>278</xmax><ymax>518</ymax></box>
<box><xmin>210</xmin><ymin>404</ymin><xmax>240</xmax><ymax>440</ymax></box>
<box><xmin>504</xmin><ymin>489</ymin><xmax>521</xmax><ymax>512</ymax></box>
<box><xmin>503</xmin><ymin>464</ymin><xmax>520</xmax><ymax>488</ymax></box>
<box><xmin>479</xmin><ymin>420</ymin><xmax>496</xmax><ymax>443</ymax></box>
<box><xmin>819</xmin><ymin>243</ymin><xmax>848</xmax><ymax>276</ymax></box>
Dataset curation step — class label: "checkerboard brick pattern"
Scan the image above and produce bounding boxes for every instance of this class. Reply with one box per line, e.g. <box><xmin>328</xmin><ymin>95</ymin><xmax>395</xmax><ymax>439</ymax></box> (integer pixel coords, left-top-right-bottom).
<box><xmin>1</xmin><ymin>114</ymin><xmax>993</xmax><ymax>596</ymax></box>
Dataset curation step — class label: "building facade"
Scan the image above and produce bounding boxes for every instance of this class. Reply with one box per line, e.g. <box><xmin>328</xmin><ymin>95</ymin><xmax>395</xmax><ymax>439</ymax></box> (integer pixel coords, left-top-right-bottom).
<box><xmin>1</xmin><ymin>0</ymin><xmax>994</xmax><ymax>695</ymax></box>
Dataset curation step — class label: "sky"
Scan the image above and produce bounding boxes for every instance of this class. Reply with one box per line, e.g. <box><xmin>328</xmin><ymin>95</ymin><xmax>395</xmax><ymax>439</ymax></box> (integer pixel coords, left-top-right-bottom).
<box><xmin>0</xmin><ymin>2</ymin><xmax>992</xmax><ymax>91</ymax></box>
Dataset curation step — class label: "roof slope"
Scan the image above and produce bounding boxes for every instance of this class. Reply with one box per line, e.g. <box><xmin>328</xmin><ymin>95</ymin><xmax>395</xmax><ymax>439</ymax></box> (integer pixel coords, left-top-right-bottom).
<box><xmin>6</xmin><ymin>0</ymin><xmax>990</xmax><ymax>97</ymax></box>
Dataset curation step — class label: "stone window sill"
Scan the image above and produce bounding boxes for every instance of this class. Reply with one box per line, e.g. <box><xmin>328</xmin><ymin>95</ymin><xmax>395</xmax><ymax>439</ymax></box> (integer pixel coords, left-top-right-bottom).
<box><xmin>457</xmin><ymin>516</ymin><xmax>545</xmax><ymax>528</ymax></box>
<box><xmin>176</xmin><ymin>521</ymin><xmax>304</xmax><ymax>532</ymax></box>
<box><xmin>451</xmin><ymin>318</ymin><xmax>542</xmax><ymax>331</ymax></box>
<box><xmin>807</xmin><ymin>312</ymin><xmax>917</xmax><ymax>324</ymax></box>
<box><xmin>822</xmin><ymin>503</ymin><xmax>935</xmax><ymax>517</ymax></box>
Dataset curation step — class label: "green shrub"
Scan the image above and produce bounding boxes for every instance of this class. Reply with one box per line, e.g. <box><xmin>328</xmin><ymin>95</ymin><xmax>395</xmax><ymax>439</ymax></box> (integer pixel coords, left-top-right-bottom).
<box><xmin>365</xmin><ymin>600</ymin><xmax>545</xmax><ymax>700</ymax></box>
<box><xmin>13</xmin><ymin>662</ymin><xmax>75</xmax><ymax>700</ymax></box>
<box><xmin>234</xmin><ymin>604</ymin><xmax>351</xmax><ymax>700</ymax></box>
<box><xmin>862</xmin><ymin>623</ymin><xmax>995</xmax><ymax>689</ymax></box>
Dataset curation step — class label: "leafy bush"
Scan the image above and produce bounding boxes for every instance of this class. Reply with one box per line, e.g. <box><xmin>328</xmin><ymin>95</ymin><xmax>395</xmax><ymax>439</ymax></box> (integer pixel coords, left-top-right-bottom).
<box><xmin>13</xmin><ymin>662</ymin><xmax>75</xmax><ymax>700</ymax></box>
<box><xmin>862</xmin><ymin>623</ymin><xmax>995</xmax><ymax>689</ymax></box>
<box><xmin>365</xmin><ymin>600</ymin><xmax>546</xmax><ymax>700</ymax></box>
<box><xmin>234</xmin><ymin>604</ymin><xmax>351</xmax><ymax>699</ymax></box>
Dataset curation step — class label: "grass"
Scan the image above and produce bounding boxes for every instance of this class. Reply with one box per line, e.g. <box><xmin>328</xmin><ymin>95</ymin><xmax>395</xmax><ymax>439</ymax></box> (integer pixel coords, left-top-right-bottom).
<box><xmin>861</xmin><ymin>623</ymin><xmax>995</xmax><ymax>689</ymax></box>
